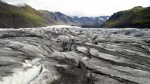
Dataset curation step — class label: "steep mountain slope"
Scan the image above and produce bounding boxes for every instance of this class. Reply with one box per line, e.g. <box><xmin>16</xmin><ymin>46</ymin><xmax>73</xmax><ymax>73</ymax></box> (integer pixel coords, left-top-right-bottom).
<box><xmin>0</xmin><ymin>1</ymin><xmax>109</xmax><ymax>28</ymax></box>
<box><xmin>104</xmin><ymin>6</ymin><xmax>150</xmax><ymax>28</ymax></box>
<box><xmin>0</xmin><ymin>1</ymin><xmax>53</xmax><ymax>28</ymax></box>
<box><xmin>38</xmin><ymin>11</ymin><xmax>78</xmax><ymax>25</ymax></box>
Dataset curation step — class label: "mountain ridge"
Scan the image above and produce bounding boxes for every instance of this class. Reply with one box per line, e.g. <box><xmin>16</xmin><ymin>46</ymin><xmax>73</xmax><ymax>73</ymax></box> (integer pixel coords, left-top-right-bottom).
<box><xmin>103</xmin><ymin>6</ymin><xmax>150</xmax><ymax>28</ymax></box>
<box><xmin>0</xmin><ymin>1</ymin><xmax>109</xmax><ymax>28</ymax></box>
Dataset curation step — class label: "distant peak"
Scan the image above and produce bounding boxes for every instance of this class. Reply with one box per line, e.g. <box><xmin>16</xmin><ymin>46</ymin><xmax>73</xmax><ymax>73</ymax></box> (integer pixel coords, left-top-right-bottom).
<box><xmin>55</xmin><ymin>12</ymin><xmax>65</xmax><ymax>16</ymax></box>
<box><xmin>72</xmin><ymin>16</ymin><xmax>79</xmax><ymax>19</ymax></box>
<box><xmin>55</xmin><ymin>12</ymin><xmax>62</xmax><ymax>14</ymax></box>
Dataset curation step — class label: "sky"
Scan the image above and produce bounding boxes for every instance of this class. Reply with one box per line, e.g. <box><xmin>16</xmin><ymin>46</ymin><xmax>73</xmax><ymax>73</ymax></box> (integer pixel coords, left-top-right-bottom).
<box><xmin>2</xmin><ymin>0</ymin><xmax>150</xmax><ymax>17</ymax></box>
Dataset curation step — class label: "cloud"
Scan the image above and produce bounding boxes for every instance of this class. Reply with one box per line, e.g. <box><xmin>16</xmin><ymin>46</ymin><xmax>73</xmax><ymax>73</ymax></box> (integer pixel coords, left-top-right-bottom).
<box><xmin>3</xmin><ymin>0</ymin><xmax>150</xmax><ymax>17</ymax></box>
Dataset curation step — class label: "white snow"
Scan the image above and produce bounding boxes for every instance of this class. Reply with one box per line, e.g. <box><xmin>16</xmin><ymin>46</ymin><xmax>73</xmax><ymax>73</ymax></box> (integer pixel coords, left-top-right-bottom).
<box><xmin>100</xmin><ymin>18</ymin><xmax>104</xmax><ymax>20</ymax></box>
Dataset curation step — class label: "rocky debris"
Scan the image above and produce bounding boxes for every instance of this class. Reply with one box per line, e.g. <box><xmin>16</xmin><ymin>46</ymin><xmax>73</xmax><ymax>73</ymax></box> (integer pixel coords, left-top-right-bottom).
<box><xmin>0</xmin><ymin>27</ymin><xmax>150</xmax><ymax>84</ymax></box>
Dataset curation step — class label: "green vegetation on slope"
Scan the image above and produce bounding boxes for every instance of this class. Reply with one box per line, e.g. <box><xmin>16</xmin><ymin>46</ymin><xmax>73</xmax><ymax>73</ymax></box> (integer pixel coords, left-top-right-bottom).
<box><xmin>104</xmin><ymin>6</ymin><xmax>150</xmax><ymax>28</ymax></box>
<box><xmin>0</xmin><ymin>1</ymin><xmax>49</xmax><ymax>28</ymax></box>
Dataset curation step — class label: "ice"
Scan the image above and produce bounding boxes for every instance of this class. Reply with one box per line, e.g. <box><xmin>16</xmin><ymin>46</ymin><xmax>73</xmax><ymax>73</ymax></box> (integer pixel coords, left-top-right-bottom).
<box><xmin>0</xmin><ymin>26</ymin><xmax>149</xmax><ymax>84</ymax></box>
<box><xmin>0</xmin><ymin>59</ymin><xmax>42</xmax><ymax>84</ymax></box>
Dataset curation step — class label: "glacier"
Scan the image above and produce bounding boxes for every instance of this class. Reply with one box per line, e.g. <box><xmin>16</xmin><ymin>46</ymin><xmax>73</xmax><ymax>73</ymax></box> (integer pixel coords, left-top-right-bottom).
<box><xmin>0</xmin><ymin>26</ymin><xmax>149</xmax><ymax>84</ymax></box>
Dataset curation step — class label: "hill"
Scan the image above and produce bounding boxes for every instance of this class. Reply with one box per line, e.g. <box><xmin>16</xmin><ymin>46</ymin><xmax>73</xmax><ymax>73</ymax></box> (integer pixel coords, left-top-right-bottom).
<box><xmin>104</xmin><ymin>6</ymin><xmax>150</xmax><ymax>28</ymax></box>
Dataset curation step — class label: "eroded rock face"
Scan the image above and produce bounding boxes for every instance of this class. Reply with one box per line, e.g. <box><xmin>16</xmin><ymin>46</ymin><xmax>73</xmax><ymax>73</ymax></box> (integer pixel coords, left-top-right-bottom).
<box><xmin>0</xmin><ymin>27</ymin><xmax>150</xmax><ymax>84</ymax></box>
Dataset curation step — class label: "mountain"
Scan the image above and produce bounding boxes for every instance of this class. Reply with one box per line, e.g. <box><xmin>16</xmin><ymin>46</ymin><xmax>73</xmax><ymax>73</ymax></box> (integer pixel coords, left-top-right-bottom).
<box><xmin>37</xmin><ymin>11</ymin><xmax>110</xmax><ymax>28</ymax></box>
<box><xmin>38</xmin><ymin>11</ymin><xmax>78</xmax><ymax>25</ymax></box>
<box><xmin>0</xmin><ymin>1</ymin><xmax>52</xmax><ymax>28</ymax></box>
<box><xmin>103</xmin><ymin>6</ymin><xmax>150</xmax><ymax>28</ymax></box>
<box><xmin>73</xmin><ymin>16</ymin><xmax>109</xmax><ymax>28</ymax></box>
<box><xmin>0</xmin><ymin>1</ymin><xmax>109</xmax><ymax>28</ymax></box>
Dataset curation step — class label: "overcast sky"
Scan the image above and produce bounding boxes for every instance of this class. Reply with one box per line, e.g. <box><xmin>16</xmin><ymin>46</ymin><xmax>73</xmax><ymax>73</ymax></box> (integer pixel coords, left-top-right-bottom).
<box><xmin>2</xmin><ymin>0</ymin><xmax>150</xmax><ymax>17</ymax></box>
